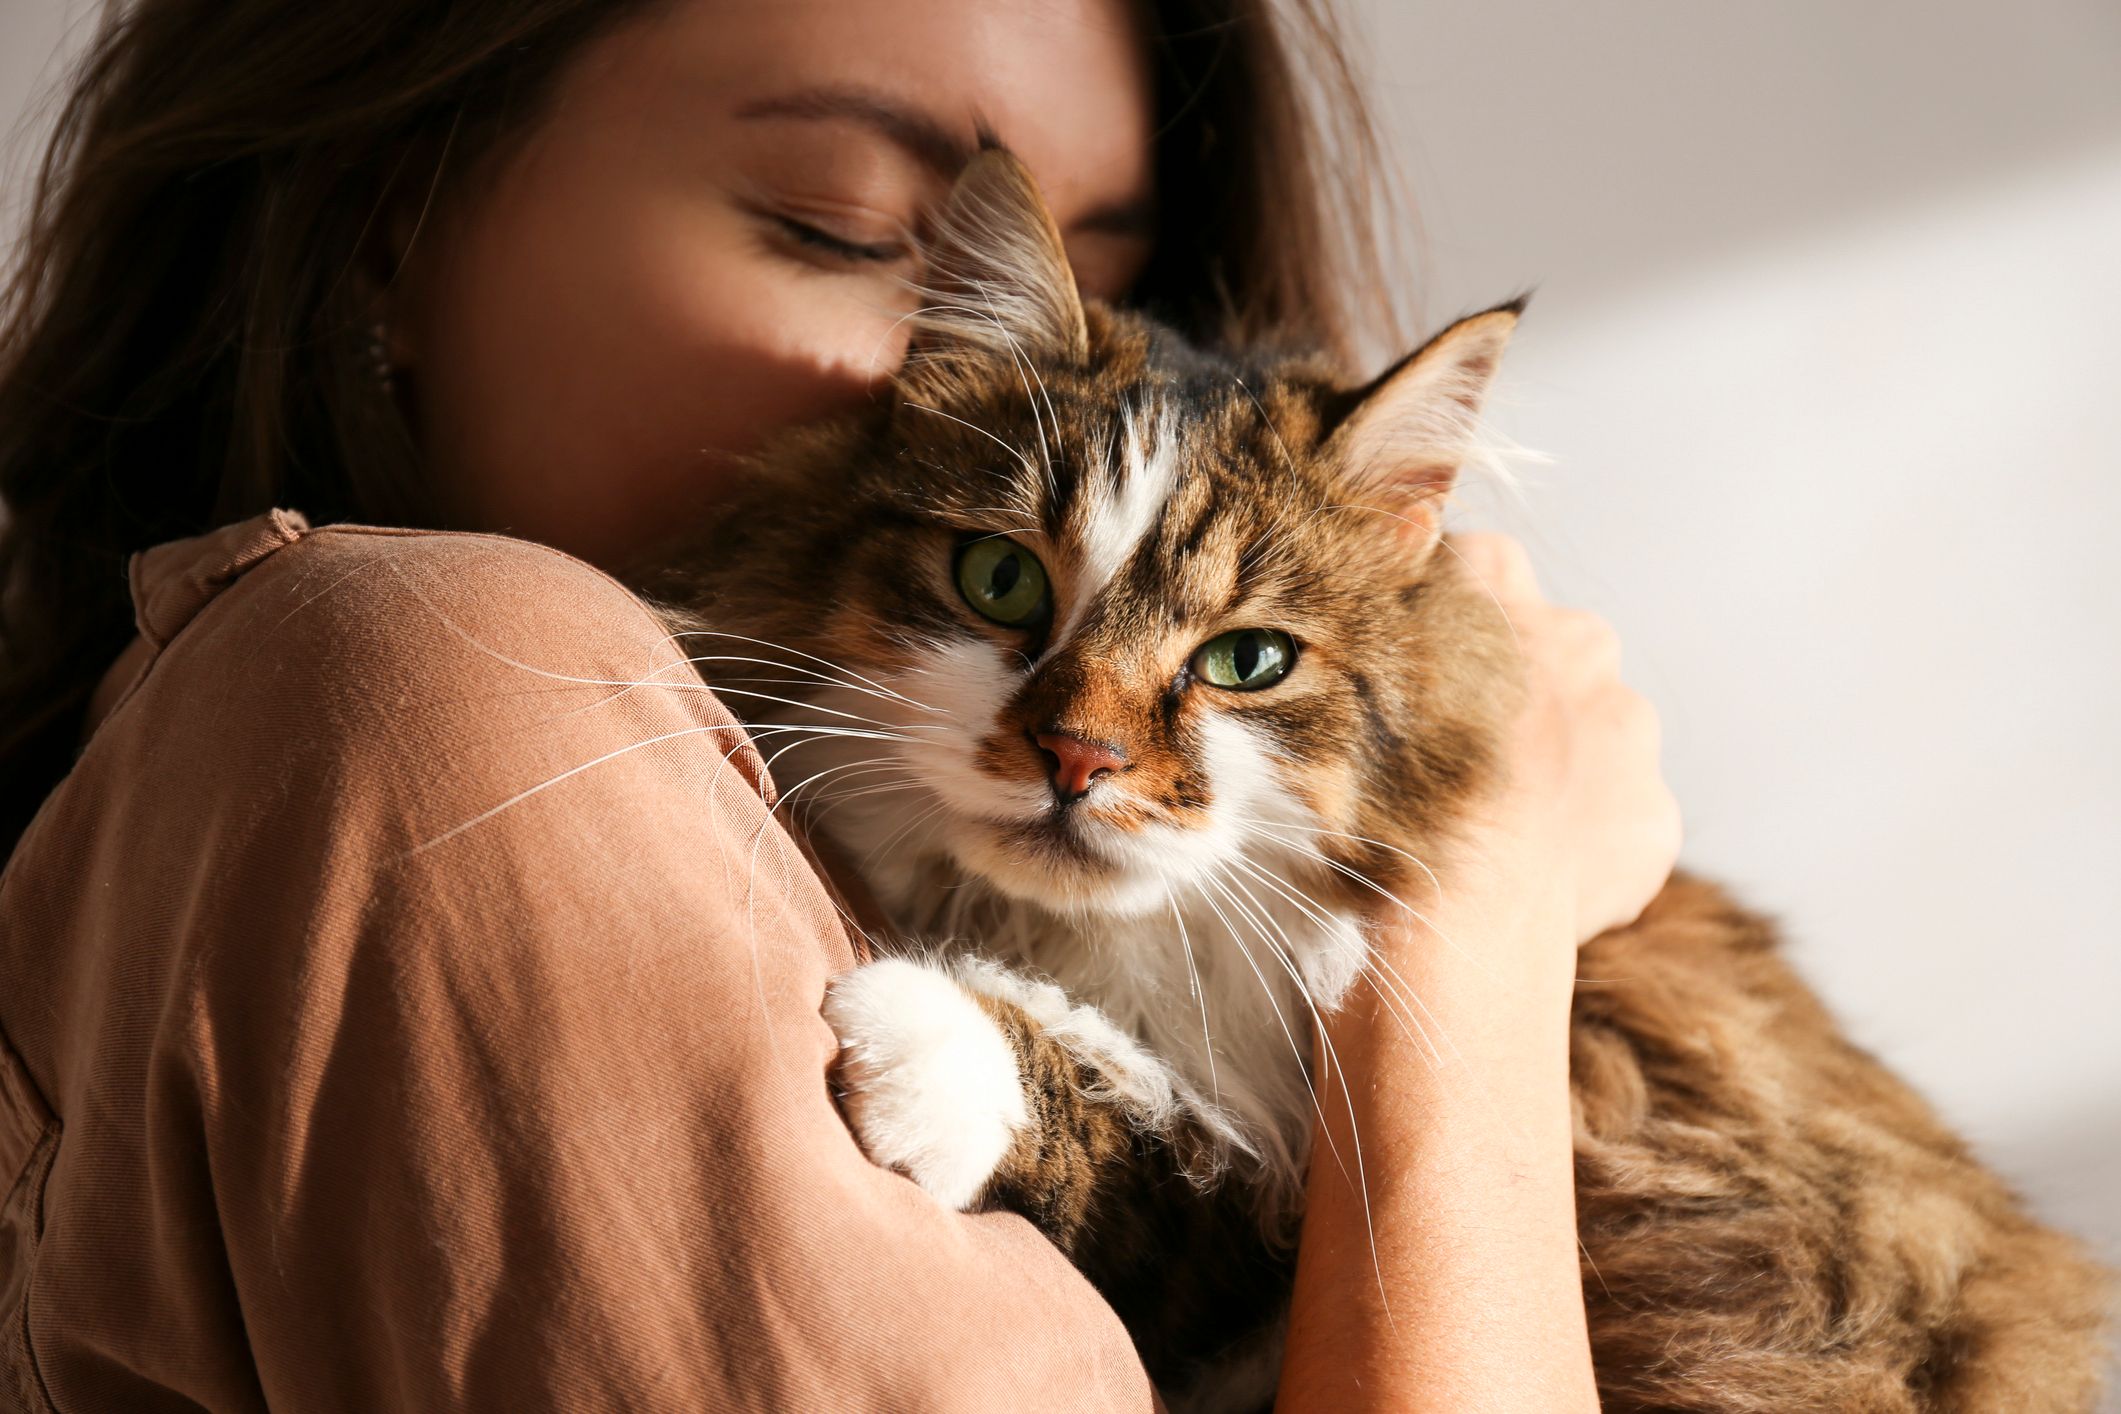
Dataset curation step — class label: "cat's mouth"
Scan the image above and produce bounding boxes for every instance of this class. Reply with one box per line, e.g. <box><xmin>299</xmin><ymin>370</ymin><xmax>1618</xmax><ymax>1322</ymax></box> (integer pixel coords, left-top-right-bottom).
<box><xmin>1010</xmin><ymin>809</ymin><xmax>1110</xmax><ymax>863</ymax></box>
<box><xmin>953</xmin><ymin>799</ymin><xmax>1117</xmax><ymax>878</ymax></box>
<box><xmin>942</xmin><ymin>803</ymin><xmax>1168</xmax><ymax>917</ymax></box>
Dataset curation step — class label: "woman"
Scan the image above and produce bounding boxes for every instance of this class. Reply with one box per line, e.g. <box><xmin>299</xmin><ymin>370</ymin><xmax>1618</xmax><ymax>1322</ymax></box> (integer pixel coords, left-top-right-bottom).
<box><xmin>0</xmin><ymin>0</ymin><xmax>1676</xmax><ymax>1408</ymax></box>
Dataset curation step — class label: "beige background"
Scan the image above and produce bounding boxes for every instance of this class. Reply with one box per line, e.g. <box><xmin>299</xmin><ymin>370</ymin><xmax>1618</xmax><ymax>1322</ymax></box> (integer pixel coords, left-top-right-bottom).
<box><xmin>1352</xmin><ymin>4</ymin><xmax>2121</xmax><ymax>1392</ymax></box>
<box><xmin>6</xmin><ymin>0</ymin><xmax>2118</xmax><ymax>1381</ymax></box>
<box><xmin>1351</xmin><ymin>0</ymin><xmax>2121</xmax><ymax>1280</ymax></box>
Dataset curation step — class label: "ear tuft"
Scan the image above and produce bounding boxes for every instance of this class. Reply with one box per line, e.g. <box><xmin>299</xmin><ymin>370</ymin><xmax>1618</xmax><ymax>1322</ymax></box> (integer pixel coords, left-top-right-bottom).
<box><xmin>1321</xmin><ymin>299</ymin><xmax>1523</xmax><ymax>546</ymax></box>
<box><xmin>903</xmin><ymin>149</ymin><xmax>1088</xmax><ymax>374</ymax></box>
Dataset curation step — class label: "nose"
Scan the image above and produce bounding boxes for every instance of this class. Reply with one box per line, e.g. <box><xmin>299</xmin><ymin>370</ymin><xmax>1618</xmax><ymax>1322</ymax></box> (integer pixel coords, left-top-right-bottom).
<box><xmin>1033</xmin><ymin>731</ymin><xmax>1127</xmax><ymax>804</ymax></box>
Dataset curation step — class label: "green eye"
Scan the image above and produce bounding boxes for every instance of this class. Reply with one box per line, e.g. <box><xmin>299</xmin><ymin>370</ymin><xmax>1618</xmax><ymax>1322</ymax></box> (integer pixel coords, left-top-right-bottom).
<box><xmin>1193</xmin><ymin>629</ymin><xmax>1296</xmax><ymax>691</ymax></box>
<box><xmin>955</xmin><ymin>537</ymin><xmax>1051</xmax><ymax>627</ymax></box>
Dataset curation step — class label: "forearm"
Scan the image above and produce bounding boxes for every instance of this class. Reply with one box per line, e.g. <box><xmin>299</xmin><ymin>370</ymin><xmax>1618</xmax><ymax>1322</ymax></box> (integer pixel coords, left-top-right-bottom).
<box><xmin>1276</xmin><ymin>887</ymin><xmax>1597</xmax><ymax>1413</ymax></box>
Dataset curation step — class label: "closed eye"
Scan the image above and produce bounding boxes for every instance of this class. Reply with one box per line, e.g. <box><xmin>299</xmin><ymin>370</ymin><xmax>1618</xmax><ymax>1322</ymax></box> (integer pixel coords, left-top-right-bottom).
<box><xmin>771</xmin><ymin>214</ymin><xmax>907</xmax><ymax>266</ymax></box>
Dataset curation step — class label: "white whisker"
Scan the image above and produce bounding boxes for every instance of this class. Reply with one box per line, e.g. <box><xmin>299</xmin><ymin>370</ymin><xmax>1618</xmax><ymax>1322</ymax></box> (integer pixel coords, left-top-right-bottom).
<box><xmin>1166</xmin><ymin>887</ymin><xmax>1219</xmax><ymax>1106</ymax></box>
<box><xmin>901</xmin><ymin>400</ymin><xmax>1037</xmax><ymax>472</ymax></box>
<box><xmin>1242</xmin><ymin>819</ymin><xmax>1446</xmax><ymax>911</ymax></box>
<box><xmin>1357</xmin><ymin>947</ymin><xmax>1461</xmax><ymax>1069</ymax></box>
<box><xmin>406</xmin><ymin>721</ymin><xmax>765</xmax><ymax>858</ymax></box>
<box><xmin>1223</xmin><ymin>850</ymin><xmax>1452</xmax><ymax>1068</ymax></box>
<box><xmin>1244</xmin><ymin>825</ymin><xmax>1499</xmax><ymax>989</ymax></box>
<box><xmin>701</xmin><ymin>685</ymin><xmax>923</xmax><ymax>732</ymax></box>
<box><xmin>679</xmin><ymin>654</ymin><xmax>943</xmax><ymax>716</ymax></box>
<box><xmin>1190</xmin><ymin>870</ymin><xmax>1346</xmax><ymax>1184</ymax></box>
<box><xmin>665</xmin><ymin>629</ymin><xmax>941</xmax><ymax>711</ymax></box>
<box><xmin>1210</xmin><ymin>866</ymin><xmax>1394</xmax><ymax>1325</ymax></box>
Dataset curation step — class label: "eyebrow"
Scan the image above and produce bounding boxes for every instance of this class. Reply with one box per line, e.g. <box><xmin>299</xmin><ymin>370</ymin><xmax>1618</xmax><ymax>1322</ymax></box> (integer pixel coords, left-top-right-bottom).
<box><xmin>737</xmin><ymin>85</ymin><xmax>972</xmax><ymax>179</ymax></box>
<box><xmin>734</xmin><ymin>84</ymin><xmax>1155</xmax><ymax>240</ymax></box>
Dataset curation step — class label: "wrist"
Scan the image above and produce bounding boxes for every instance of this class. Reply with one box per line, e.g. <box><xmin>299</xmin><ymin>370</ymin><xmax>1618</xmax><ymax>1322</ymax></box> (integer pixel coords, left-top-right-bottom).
<box><xmin>1375</xmin><ymin>839</ymin><xmax>1578</xmax><ymax>1009</ymax></box>
<box><xmin>1289</xmin><ymin>845</ymin><xmax>1596</xmax><ymax>1413</ymax></box>
<box><xmin>1321</xmin><ymin>883</ymin><xmax>1578</xmax><ymax>1158</ymax></box>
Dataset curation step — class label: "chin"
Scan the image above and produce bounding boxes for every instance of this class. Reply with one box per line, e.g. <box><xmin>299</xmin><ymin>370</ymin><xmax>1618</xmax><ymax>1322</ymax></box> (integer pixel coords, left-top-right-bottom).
<box><xmin>943</xmin><ymin>812</ymin><xmax>1171</xmax><ymax>919</ymax></box>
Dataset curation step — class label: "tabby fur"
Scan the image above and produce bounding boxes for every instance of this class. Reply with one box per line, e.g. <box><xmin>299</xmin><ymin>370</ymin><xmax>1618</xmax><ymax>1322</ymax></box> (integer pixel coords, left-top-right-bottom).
<box><xmin>640</xmin><ymin>152</ymin><xmax>2111</xmax><ymax>1412</ymax></box>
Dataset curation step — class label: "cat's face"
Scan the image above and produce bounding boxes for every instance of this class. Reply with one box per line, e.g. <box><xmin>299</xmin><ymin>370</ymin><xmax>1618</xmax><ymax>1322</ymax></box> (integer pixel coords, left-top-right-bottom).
<box><xmin>673</xmin><ymin>153</ymin><xmax>1519</xmax><ymax>927</ymax></box>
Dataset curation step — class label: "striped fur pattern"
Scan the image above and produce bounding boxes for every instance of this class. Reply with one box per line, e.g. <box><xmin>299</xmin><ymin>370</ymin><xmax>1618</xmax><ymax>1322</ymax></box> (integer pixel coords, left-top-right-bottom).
<box><xmin>641</xmin><ymin>153</ymin><xmax>2110</xmax><ymax>1410</ymax></box>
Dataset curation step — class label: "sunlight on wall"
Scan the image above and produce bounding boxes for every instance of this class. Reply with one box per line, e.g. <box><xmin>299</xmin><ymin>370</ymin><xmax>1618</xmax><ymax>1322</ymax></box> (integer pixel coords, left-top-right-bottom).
<box><xmin>1466</xmin><ymin>145</ymin><xmax>2121</xmax><ymax>1146</ymax></box>
<box><xmin>1367</xmin><ymin>0</ymin><xmax>2121</xmax><ymax>1284</ymax></box>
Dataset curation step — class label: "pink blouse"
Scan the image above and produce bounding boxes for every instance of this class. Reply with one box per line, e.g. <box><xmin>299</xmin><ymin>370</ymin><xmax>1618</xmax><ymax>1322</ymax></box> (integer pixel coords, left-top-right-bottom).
<box><xmin>0</xmin><ymin>511</ymin><xmax>1151</xmax><ymax>1411</ymax></box>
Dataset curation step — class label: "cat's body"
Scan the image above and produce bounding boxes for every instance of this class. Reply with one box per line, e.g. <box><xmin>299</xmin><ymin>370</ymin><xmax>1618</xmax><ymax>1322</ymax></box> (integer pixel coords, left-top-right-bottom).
<box><xmin>641</xmin><ymin>152</ymin><xmax>2110</xmax><ymax>1410</ymax></box>
<box><xmin>1570</xmin><ymin>876</ymin><xmax>2109</xmax><ymax>1412</ymax></box>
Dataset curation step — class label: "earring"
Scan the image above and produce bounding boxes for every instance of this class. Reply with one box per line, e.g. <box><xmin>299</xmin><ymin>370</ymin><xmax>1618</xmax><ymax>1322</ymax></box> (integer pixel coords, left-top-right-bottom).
<box><xmin>367</xmin><ymin>321</ymin><xmax>395</xmax><ymax>390</ymax></box>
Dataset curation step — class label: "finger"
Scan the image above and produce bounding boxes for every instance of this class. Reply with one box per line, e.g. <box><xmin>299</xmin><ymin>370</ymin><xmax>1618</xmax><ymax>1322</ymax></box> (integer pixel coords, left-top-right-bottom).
<box><xmin>1563</xmin><ymin>609</ymin><xmax>1623</xmax><ymax>678</ymax></box>
<box><xmin>1451</xmin><ymin>532</ymin><xmax>1542</xmax><ymax>605</ymax></box>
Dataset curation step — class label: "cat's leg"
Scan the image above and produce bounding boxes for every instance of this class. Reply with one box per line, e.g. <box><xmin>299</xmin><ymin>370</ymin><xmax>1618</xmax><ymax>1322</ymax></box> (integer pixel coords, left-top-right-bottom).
<box><xmin>819</xmin><ymin>954</ymin><xmax>1033</xmax><ymax>1211</ymax></box>
<box><xmin>819</xmin><ymin>952</ymin><xmax>1183</xmax><ymax>1235</ymax></box>
<box><xmin>953</xmin><ymin>960</ymin><xmax>1294</xmax><ymax>1412</ymax></box>
<box><xmin>823</xmin><ymin>954</ymin><xmax>1291</xmax><ymax>1411</ymax></box>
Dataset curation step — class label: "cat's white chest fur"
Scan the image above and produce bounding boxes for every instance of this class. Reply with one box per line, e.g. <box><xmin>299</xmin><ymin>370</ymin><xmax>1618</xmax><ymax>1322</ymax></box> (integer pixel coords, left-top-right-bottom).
<box><xmin>769</xmin><ymin>672</ymin><xmax>1378</xmax><ymax>1208</ymax></box>
<box><xmin>874</xmin><ymin>856</ymin><xmax>1372</xmax><ymax>1209</ymax></box>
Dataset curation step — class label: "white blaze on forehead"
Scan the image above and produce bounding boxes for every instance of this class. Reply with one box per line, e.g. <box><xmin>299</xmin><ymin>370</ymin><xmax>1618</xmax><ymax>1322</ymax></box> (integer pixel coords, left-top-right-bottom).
<box><xmin>1072</xmin><ymin>398</ymin><xmax>1179</xmax><ymax>609</ymax></box>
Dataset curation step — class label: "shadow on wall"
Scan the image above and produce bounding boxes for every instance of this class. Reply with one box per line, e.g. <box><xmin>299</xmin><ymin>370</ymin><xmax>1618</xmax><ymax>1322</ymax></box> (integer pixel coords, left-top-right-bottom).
<box><xmin>1358</xmin><ymin>15</ymin><xmax>2121</xmax><ymax>1400</ymax></box>
<box><xmin>1357</xmin><ymin>0</ymin><xmax>2121</xmax><ymax>323</ymax></box>
<box><xmin>0</xmin><ymin>0</ymin><xmax>94</xmax><ymax>266</ymax></box>
<box><xmin>1995</xmin><ymin>1114</ymin><xmax>2121</xmax><ymax>1269</ymax></box>
<box><xmin>2010</xmin><ymin>1115</ymin><xmax>2121</xmax><ymax>1413</ymax></box>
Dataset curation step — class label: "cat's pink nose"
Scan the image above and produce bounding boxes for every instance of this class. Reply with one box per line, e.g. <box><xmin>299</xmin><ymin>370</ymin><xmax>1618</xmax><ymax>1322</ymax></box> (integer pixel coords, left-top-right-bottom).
<box><xmin>1033</xmin><ymin>731</ymin><xmax>1127</xmax><ymax>804</ymax></box>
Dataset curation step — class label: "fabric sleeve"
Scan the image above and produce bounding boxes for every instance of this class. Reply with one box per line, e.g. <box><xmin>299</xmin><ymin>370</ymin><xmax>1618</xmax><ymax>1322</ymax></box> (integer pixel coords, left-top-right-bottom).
<box><xmin>39</xmin><ymin>528</ymin><xmax>1153</xmax><ymax>1412</ymax></box>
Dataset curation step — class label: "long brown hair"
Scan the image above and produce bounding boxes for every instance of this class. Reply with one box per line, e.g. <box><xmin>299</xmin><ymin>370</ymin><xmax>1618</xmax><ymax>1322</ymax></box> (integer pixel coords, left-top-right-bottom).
<box><xmin>0</xmin><ymin>0</ymin><xmax>1406</xmax><ymax>849</ymax></box>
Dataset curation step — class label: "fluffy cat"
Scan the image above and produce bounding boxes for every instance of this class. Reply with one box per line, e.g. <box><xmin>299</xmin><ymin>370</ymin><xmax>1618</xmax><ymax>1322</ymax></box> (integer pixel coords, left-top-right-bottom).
<box><xmin>640</xmin><ymin>151</ymin><xmax>2110</xmax><ymax>1411</ymax></box>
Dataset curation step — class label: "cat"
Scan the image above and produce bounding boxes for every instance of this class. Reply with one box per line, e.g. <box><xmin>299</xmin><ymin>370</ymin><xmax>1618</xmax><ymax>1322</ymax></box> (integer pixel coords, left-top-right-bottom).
<box><xmin>639</xmin><ymin>151</ymin><xmax>2111</xmax><ymax>1412</ymax></box>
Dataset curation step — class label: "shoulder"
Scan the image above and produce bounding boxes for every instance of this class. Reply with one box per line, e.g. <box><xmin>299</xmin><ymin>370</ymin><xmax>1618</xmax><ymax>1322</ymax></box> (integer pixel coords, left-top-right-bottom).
<box><xmin>163</xmin><ymin>522</ymin><xmax>681</xmax><ymax>727</ymax></box>
<box><xmin>106</xmin><ymin>521</ymin><xmax>774</xmax><ymax>824</ymax></box>
<box><xmin>217</xmin><ymin>523</ymin><xmax>668</xmax><ymax>662</ymax></box>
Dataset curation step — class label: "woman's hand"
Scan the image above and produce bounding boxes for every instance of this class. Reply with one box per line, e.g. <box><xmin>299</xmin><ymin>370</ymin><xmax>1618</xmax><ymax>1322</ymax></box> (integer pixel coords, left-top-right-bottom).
<box><xmin>1447</xmin><ymin>531</ymin><xmax>1682</xmax><ymax>948</ymax></box>
<box><xmin>1277</xmin><ymin>531</ymin><xmax>1674</xmax><ymax>1413</ymax></box>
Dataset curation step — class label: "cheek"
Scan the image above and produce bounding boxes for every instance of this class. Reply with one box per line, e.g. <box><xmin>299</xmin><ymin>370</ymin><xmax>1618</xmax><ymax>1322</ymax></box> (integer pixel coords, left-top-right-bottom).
<box><xmin>908</xmin><ymin>638</ymin><xmax>1049</xmax><ymax>817</ymax></box>
<box><xmin>407</xmin><ymin>178</ymin><xmax>910</xmax><ymax>570</ymax></box>
<box><xmin>1191</xmin><ymin>712</ymin><xmax>1280</xmax><ymax>825</ymax></box>
<box><xmin>1083</xmin><ymin>711</ymin><xmax>1285</xmax><ymax>886</ymax></box>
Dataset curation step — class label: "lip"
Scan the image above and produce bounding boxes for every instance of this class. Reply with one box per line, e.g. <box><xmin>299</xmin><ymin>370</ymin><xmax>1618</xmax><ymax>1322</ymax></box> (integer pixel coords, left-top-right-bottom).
<box><xmin>941</xmin><ymin>805</ymin><xmax>1166</xmax><ymax>918</ymax></box>
<box><xmin>1008</xmin><ymin>812</ymin><xmax>1107</xmax><ymax>864</ymax></box>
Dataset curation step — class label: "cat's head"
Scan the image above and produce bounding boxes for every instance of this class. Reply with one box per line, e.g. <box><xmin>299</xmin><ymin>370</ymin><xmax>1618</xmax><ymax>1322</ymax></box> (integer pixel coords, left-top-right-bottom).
<box><xmin>672</xmin><ymin>152</ymin><xmax>1522</xmax><ymax>936</ymax></box>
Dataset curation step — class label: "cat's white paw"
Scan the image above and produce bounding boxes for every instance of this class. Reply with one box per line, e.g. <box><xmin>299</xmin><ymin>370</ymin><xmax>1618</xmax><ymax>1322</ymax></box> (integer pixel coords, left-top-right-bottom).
<box><xmin>821</xmin><ymin>958</ymin><xmax>1029</xmax><ymax>1211</ymax></box>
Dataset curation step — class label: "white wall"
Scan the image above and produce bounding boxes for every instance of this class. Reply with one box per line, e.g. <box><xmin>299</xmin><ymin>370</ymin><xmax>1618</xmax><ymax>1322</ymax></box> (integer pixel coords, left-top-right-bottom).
<box><xmin>5</xmin><ymin>0</ymin><xmax>2117</xmax><ymax>1363</ymax></box>
<box><xmin>1355</xmin><ymin>0</ymin><xmax>2121</xmax><ymax>1287</ymax></box>
<box><xmin>0</xmin><ymin>0</ymin><xmax>82</xmax><ymax>263</ymax></box>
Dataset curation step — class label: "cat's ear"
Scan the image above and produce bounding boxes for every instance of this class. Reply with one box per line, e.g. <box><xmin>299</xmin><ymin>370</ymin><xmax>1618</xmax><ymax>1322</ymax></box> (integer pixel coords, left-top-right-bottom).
<box><xmin>1320</xmin><ymin>298</ymin><xmax>1524</xmax><ymax>548</ymax></box>
<box><xmin>903</xmin><ymin>148</ymin><xmax>1090</xmax><ymax>375</ymax></box>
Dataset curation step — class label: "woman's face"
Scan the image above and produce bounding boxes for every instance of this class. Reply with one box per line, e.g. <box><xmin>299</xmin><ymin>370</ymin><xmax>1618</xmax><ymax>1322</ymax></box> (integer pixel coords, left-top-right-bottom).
<box><xmin>388</xmin><ymin>0</ymin><xmax>1155</xmax><ymax>571</ymax></box>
